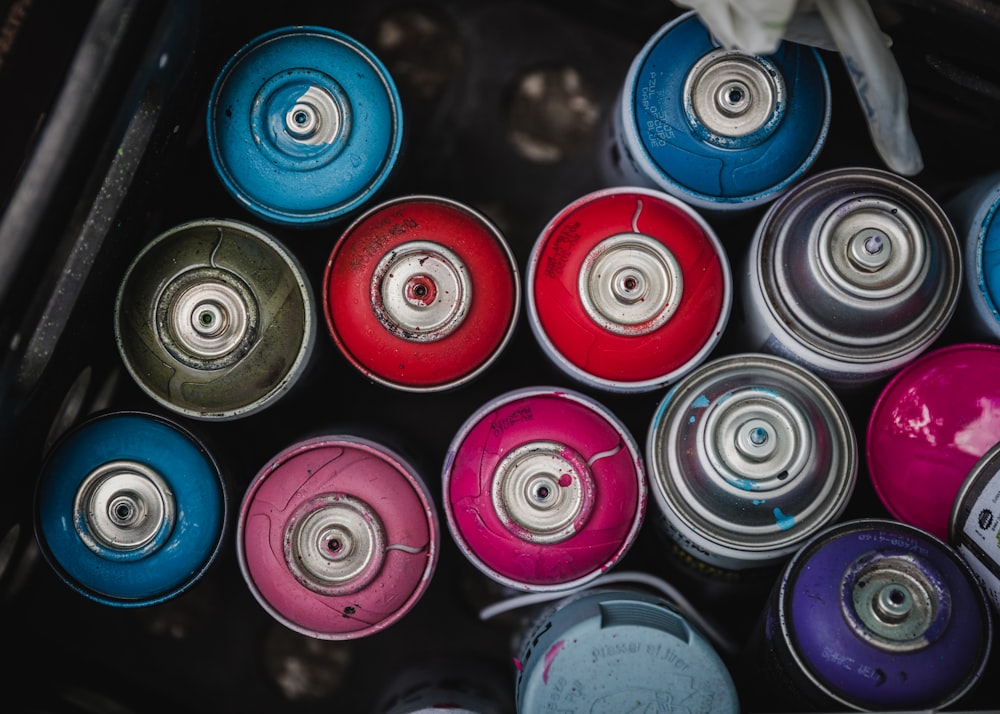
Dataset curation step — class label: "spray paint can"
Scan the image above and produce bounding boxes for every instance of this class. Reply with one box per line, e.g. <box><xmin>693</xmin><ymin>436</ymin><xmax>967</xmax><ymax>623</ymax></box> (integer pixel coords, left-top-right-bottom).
<box><xmin>237</xmin><ymin>435</ymin><xmax>438</xmax><ymax>640</ymax></box>
<box><xmin>514</xmin><ymin>588</ymin><xmax>739</xmax><ymax>713</ymax></box>
<box><xmin>375</xmin><ymin>656</ymin><xmax>512</xmax><ymax>714</ymax></box>
<box><xmin>115</xmin><ymin>219</ymin><xmax>315</xmax><ymax>420</ymax></box>
<box><xmin>946</xmin><ymin>171</ymin><xmax>1000</xmax><ymax>340</ymax></box>
<box><xmin>951</xmin><ymin>440</ymin><xmax>1000</xmax><ymax>614</ymax></box>
<box><xmin>34</xmin><ymin>412</ymin><xmax>227</xmax><ymax>607</ymax></box>
<box><xmin>742</xmin><ymin>167</ymin><xmax>961</xmax><ymax>389</ymax></box>
<box><xmin>207</xmin><ymin>26</ymin><xmax>403</xmax><ymax>226</ymax></box>
<box><xmin>647</xmin><ymin>353</ymin><xmax>857</xmax><ymax>572</ymax></box>
<box><xmin>867</xmin><ymin>342</ymin><xmax>1000</xmax><ymax>541</ymax></box>
<box><xmin>526</xmin><ymin>186</ymin><xmax>730</xmax><ymax>393</ymax></box>
<box><xmin>324</xmin><ymin>195</ymin><xmax>520</xmax><ymax>391</ymax></box>
<box><xmin>602</xmin><ymin>11</ymin><xmax>830</xmax><ymax>212</ymax></box>
<box><xmin>747</xmin><ymin>518</ymin><xmax>992</xmax><ymax>711</ymax></box>
<box><xmin>443</xmin><ymin>387</ymin><xmax>645</xmax><ymax>592</ymax></box>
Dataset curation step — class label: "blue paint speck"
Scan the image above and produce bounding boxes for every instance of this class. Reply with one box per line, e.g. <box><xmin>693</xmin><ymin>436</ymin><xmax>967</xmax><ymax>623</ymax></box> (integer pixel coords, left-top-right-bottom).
<box><xmin>734</xmin><ymin>478</ymin><xmax>759</xmax><ymax>491</ymax></box>
<box><xmin>752</xmin><ymin>499</ymin><xmax>766</xmax><ymax>505</ymax></box>
<box><xmin>692</xmin><ymin>395</ymin><xmax>710</xmax><ymax>409</ymax></box>
<box><xmin>688</xmin><ymin>416</ymin><xmax>696</xmax><ymax>423</ymax></box>
<box><xmin>773</xmin><ymin>508</ymin><xmax>795</xmax><ymax>530</ymax></box>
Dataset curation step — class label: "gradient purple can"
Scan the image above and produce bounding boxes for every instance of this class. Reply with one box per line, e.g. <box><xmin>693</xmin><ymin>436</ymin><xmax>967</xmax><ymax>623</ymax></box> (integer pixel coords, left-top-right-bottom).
<box><xmin>756</xmin><ymin>518</ymin><xmax>991</xmax><ymax>711</ymax></box>
<box><xmin>237</xmin><ymin>435</ymin><xmax>439</xmax><ymax>639</ymax></box>
<box><xmin>867</xmin><ymin>342</ymin><xmax>1000</xmax><ymax>541</ymax></box>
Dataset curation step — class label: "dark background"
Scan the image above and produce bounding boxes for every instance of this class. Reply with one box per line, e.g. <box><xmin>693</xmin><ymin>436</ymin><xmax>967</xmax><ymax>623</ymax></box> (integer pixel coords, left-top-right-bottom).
<box><xmin>1</xmin><ymin>0</ymin><xmax>999</xmax><ymax>711</ymax></box>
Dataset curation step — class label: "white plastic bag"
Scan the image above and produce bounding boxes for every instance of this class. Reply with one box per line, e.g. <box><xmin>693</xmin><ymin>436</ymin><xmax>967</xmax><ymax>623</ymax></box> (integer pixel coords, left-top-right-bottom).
<box><xmin>672</xmin><ymin>0</ymin><xmax>924</xmax><ymax>175</ymax></box>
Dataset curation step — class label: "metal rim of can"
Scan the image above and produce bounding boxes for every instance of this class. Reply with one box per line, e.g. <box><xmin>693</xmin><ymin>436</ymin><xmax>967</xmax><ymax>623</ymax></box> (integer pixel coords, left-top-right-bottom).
<box><xmin>33</xmin><ymin>411</ymin><xmax>228</xmax><ymax>607</ymax></box>
<box><xmin>950</xmin><ymin>439</ymin><xmax>1000</xmax><ymax>544</ymax></box>
<box><xmin>236</xmin><ymin>434</ymin><xmax>439</xmax><ymax>640</ymax></box>
<box><xmin>774</xmin><ymin>518</ymin><xmax>992</xmax><ymax>711</ymax></box>
<box><xmin>442</xmin><ymin>386</ymin><xmax>646</xmax><ymax>592</ymax></box>
<box><xmin>323</xmin><ymin>195</ymin><xmax>520</xmax><ymax>392</ymax></box>
<box><xmin>948</xmin><ymin>440</ymin><xmax>1000</xmax><ymax>616</ymax></box>
<box><xmin>115</xmin><ymin>218</ymin><xmax>316</xmax><ymax>420</ymax></box>
<box><xmin>617</xmin><ymin>11</ymin><xmax>830</xmax><ymax>211</ymax></box>
<box><xmin>526</xmin><ymin>186</ymin><xmax>731</xmax><ymax>393</ymax></box>
<box><xmin>646</xmin><ymin>353</ymin><xmax>857</xmax><ymax>570</ymax></box>
<box><xmin>747</xmin><ymin>167</ymin><xmax>961</xmax><ymax>379</ymax></box>
<box><xmin>866</xmin><ymin>342</ymin><xmax>1000</xmax><ymax>541</ymax></box>
<box><xmin>514</xmin><ymin>589</ymin><xmax>739</xmax><ymax>713</ymax></box>
<box><xmin>206</xmin><ymin>26</ymin><xmax>403</xmax><ymax>225</ymax></box>
<box><xmin>952</xmin><ymin>174</ymin><xmax>1000</xmax><ymax>340</ymax></box>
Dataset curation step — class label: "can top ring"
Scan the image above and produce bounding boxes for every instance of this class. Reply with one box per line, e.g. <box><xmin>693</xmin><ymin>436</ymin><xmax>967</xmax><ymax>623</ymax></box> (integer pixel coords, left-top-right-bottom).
<box><xmin>207</xmin><ymin>26</ymin><xmax>403</xmax><ymax>225</ymax></box>
<box><xmin>647</xmin><ymin>353</ymin><xmax>856</xmax><ymax>567</ymax></box>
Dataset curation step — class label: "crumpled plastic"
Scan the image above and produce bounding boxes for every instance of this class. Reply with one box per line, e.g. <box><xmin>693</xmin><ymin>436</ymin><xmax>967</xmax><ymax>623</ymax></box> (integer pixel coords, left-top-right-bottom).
<box><xmin>672</xmin><ymin>0</ymin><xmax>924</xmax><ymax>176</ymax></box>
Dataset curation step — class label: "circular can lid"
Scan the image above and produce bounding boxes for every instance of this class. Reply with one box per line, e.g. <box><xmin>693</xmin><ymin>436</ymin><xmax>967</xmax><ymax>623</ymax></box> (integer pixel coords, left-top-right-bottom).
<box><xmin>34</xmin><ymin>412</ymin><xmax>226</xmax><ymax>606</ymax></box>
<box><xmin>622</xmin><ymin>12</ymin><xmax>829</xmax><ymax>209</ymax></box>
<box><xmin>207</xmin><ymin>26</ymin><xmax>403</xmax><ymax>225</ymax></box>
<box><xmin>867</xmin><ymin>343</ymin><xmax>1000</xmax><ymax>540</ymax></box>
<box><xmin>977</xmin><ymin>189</ymin><xmax>1000</xmax><ymax>315</ymax></box>
<box><xmin>324</xmin><ymin>196</ymin><xmax>519</xmax><ymax>391</ymax></box>
<box><xmin>115</xmin><ymin>219</ymin><xmax>315</xmax><ymax>420</ymax></box>
<box><xmin>527</xmin><ymin>186</ymin><xmax>730</xmax><ymax>392</ymax></box>
<box><xmin>238</xmin><ymin>435</ymin><xmax>438</xmax><ymax>639</ymax></box>
<box><xmin>444</xmin><ymin>388</ymin><xmax>645</xmax><ymax>591</ymax></box>
<box><xmin>647</xmin><ymin>353</ymin><xmax>857</xmax><ymax>569</ymax></box>
<box><xmin>515</xmin><ymin>589</ymin><xmax>738</xmax><ymax>712</ymax></box>
<box><xmin>781</xmin><ymin>519</ymin><xmax>991</xmax><ymax>711</ymax></box>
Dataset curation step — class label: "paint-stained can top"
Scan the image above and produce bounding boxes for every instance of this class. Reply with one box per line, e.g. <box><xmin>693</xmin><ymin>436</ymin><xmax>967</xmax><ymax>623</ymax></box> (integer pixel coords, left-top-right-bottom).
<box><xmin>207</xmin><ymin>26</ymin><xmax>403</xmax><ymax>225</ymax></box>
<box><xmin>647</xmin><ymin>353</ymin><xmax>857</xmax><ymax>571</ymax></box>
<box><xmin>514</xmin><ymin>589</ymin><xmax>739</xmax><ymax>713</ymax></box>
<box><xmin>868</xmin><ymin>342</ymin><xmax>1000</xmax><ymax>541</ymax></box>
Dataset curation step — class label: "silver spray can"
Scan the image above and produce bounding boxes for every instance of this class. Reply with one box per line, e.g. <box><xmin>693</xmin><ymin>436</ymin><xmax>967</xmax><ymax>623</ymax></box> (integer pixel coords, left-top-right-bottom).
<box><xmin>647</xmin><ymin>353</ymin><xmax>857</xmax><ymax>572</ymax></box>
<box><xmin>950</xmin><ymin>439</ymin><xmax>1000</xmax><ymax>613</ymax></box>
<box><xmin>742</xmin><ymin>167</ymin><xmax>961</xmax><ymax>389</ymax></box>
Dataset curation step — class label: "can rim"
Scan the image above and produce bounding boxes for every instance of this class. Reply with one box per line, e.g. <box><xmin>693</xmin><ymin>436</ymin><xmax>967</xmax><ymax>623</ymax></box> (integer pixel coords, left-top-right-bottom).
<box><xmin>525</xmin><ymin>185</ymin><xmax>732</xmax><ymax>393</ymax></box>
<box><xmin>114</xmin><ymin>218</ymin><xmax>316</xmax><ymax>420</ymax></box>
<box><xmin>322</xmin><ymin>194</ymin><xmax>521</xmax><ymax>393</ymax></box>
<box><xmin>442</xmin><ymin>385</ymin><xmax>646</xmax><ymax>592</ymax></box>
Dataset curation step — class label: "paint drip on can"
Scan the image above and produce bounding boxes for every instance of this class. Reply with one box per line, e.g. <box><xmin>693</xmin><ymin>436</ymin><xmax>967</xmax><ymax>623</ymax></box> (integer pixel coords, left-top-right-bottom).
<box><xmin>237</xmin><ymin>435</ymin><xmax>438</xmax><ymax>639</ymax></box>
<box><xmin>526</xmin><ymin>186</ymin><xmax>730</xmax><ymax>393</ymax></box>
<box><xmin>647</xmin><ymin>353</ymin><xmax>857</xmax><ymax>572</ymax></box>
<box><xmin>443</xmin><ymin>387</ymin><xmax>645</xmax><ymax>592</ymax></box>
<box><xmin>324</xmin><ymin>195</ymin><xmax>520</xmax><ymax>392</ymax></box>
<box><xmin>115</xmin><ymin>219</ymin><xmax>315</xmax><ymax>420</ymax></box>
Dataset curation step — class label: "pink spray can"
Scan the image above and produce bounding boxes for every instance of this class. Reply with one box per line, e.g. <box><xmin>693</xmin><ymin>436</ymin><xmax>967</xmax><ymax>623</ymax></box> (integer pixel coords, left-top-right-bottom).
<box><xmin>237</xmin><ymin>435</ymin><xmax>439</xmax><ymax>639</ymax></box>
<box><xmin>867</xmin><ymin>343</ymin><xmax>1000</xmax><ymax>541</ymax></box>
<box><xmin>443</xmin><ymin>387</ymin><xmax>646</xmax><ymax>592</ymax></box>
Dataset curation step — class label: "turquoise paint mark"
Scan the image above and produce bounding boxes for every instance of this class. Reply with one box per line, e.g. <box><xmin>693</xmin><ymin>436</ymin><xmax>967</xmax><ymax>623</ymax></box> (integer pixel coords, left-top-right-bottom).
<box><xmin>688</xmin><ymin>415</ymin><xmax>696</xmax><ymax>423</ymax></box>
<box><xmin>734</xmin><ymin>478</ymin><xmax>759</xmax><ymax>491</ymax></box>
<box><xmin>692</xmin><ymin>395</ymin><xmax>710</xmax><ymax>408</ymax></box>
<box><xmin>752</xmin><ymin>499</ymin><xmax>766</xmax><ymax>505</ymax></box>
<box><xmin>773</xmin><ymin>508</ymin><xmax>795</xmax><ymax>530</ymax></box>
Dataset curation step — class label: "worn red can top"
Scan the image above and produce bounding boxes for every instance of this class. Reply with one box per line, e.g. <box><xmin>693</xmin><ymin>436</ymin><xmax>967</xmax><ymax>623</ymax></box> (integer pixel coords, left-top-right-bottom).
<box><xmin>324</xmin><ymin>195</ymin><xmax>520</xmax><ymax>391</ymax></box>
<box><xmin>527</xmin><ymin>186</ymin><xmax>730</xmax><ymax>392</ymax></box>
<box><xmin>867</xmin><ymin>343</ymin><xmax>1000</xmax><ymax>541</ymax></box>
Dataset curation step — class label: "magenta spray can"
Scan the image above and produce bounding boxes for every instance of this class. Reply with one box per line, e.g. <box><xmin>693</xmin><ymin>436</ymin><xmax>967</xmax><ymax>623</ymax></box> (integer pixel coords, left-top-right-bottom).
<box><xmin>867</xmin><ymin>343</ymin><xmax>1000</xmax><ymax>541</ymax></box>
<box><xmin>443</xmin><ymin>387</ymin><xmax>645</xmax><ymax>592</ymax></box>
<box><xmin>237</xmin><ymin>435</ymin><xmax>439</xmax><ymax>639</ymax></box>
